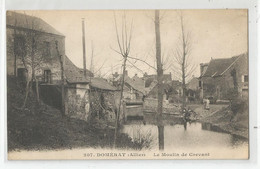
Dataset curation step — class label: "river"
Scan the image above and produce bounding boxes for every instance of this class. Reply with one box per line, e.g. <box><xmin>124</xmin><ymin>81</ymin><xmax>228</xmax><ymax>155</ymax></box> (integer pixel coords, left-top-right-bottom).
<box><xmin>121</xmin><ymin>121</ymin><xmax>248</xmax><ymax>155</ymax></box>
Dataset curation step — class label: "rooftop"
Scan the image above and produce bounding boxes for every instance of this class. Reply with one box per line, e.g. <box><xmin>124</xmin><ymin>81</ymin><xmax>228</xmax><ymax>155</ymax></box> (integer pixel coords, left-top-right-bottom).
<box><xmin>90</xmin><ymin>77</ymin><xmax>117</xmax><ymax>91</ymax></box>
<box><xmin>144</xmin><ymin>73</ymin><xmax>172</xmax><ymax>87</ymax></box>
<box><xmin>64</xmin><ymin>55</ymin><xmax>93</xmax><ymax>84</ymax></box>
<box><xmin>201</xmin><ymin>53</ymin><xmax>247</xmax><ymax>77</ymax></box>
<box><xmin>6</xmin><ymin>11</ymin><xmax>64</xmax><ymax>37</ymax></box>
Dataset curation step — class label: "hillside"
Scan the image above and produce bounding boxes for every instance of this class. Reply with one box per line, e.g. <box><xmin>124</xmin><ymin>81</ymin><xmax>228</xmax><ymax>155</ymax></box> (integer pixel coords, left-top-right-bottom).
<box><xmin>7</xmin><ymin>76</ymin><xmax>140</xmax><ymax>151</ymax></box>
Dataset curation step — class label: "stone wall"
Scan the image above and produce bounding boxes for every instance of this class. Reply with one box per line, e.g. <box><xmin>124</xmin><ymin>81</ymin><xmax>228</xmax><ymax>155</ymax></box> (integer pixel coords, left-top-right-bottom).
<box><xmin>65</xmin><ymin>84</ymin><xmax>90</xmax><ymax>121</ymax></box>
<box><xmin>6</xmin><ymin>27</ymin><xmax>65</xmax><ymax>84</ymax></box>
<box><xmin>201</xmin><ymin>54</ymin><xmax>248</xmax><ymax>100</ymax></box>
<box><xmin>89</xmin><ymin>89</ymin><xmax>120</xmax><ymax>123</ymax></box>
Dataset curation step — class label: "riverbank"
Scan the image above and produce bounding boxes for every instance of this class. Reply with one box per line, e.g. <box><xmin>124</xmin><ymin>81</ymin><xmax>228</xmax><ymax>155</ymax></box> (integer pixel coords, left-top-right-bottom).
<box><xmin>197</xmin><ymin>105</ymin><xmax>249</xmax><ymax>140</ymax></box>
<box><xmin>7</xmin><ymin>77</ymin><xmax>142</xmax><ymax>151</ymax></box>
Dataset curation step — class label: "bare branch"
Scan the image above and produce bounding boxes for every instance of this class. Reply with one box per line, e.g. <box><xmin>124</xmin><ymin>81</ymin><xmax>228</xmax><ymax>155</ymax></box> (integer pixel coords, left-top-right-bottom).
<box><xmin>93</xmin><ymin>59</ymin><xmax>107</xmax><ymax>75</ymax></box>
<box><xmin>127</xmin><ymin>59</ymin><xmax>144</xmax><ymax>74</ymax></box>
<box><xmin>110</xmin><ymin>46</ymin><xmax>122</xmax><ymax>55</ymax></box>
<box><xmin>113</xmin><ymin>12</ymin><xmax>123</xmax><ymax>55</ymax></box>
<box><xmin>128</xmin><ymin>55</ymin><xmax>157</xmax><ymax>70</ymax></box>
<box><xmin>126</xmin><ymin>18</ymin><xmax>133</xmax><ymax>55</ymax></box>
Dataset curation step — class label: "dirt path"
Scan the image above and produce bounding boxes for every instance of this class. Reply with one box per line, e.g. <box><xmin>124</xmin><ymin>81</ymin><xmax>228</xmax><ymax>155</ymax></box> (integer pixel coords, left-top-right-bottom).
<box><xmin>187</xmin><ymin>104</ymin><xmax>229</xmax><ymax>119</ymax></box>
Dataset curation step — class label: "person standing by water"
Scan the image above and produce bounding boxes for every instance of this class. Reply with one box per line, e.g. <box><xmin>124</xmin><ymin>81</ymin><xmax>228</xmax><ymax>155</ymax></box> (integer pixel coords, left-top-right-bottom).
<box><xmin>182</xmin><ymin>108</ymin><xmax>191</xmax><ymax>130</ymax></box>
<box><xmin>205</xmin><ymin>99</ymin><xmax>210</xmax><ymax>110</ymax></box>
<box><xmin>203</xmin><ymin>98</ymin><xmax>210</xmax><ymax>110</ymax></box>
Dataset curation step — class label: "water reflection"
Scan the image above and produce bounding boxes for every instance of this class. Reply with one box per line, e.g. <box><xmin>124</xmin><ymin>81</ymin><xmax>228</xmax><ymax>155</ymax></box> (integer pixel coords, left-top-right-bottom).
<box><xmin>121</xmin><ymin>122</ymin><xmax>248</xmax><ymax>151</ymax></box>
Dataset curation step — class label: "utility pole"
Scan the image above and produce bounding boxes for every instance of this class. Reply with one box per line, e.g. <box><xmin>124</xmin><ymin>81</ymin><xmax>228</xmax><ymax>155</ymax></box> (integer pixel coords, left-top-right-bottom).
<box><xmin>82</xmin><ymin>18</ymin><xmax>87</xmax><ymax>78</ymax></box>
<box><xmin>90</xmin><ymin>41</ymin><xmax>94</xmax><ymax>73</ymax></box>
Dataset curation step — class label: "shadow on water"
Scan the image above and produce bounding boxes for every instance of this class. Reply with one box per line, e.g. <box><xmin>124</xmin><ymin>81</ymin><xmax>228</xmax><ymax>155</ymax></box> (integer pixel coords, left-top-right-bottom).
<box><xmin>121</xmin><ymin>116</ymin><xmax>248</xmax><ymax>150</ymax></box>
<box><xmin>201</xmin><ymin>122</ymin><xmax>248</xmax><ymax>143</ymax></box>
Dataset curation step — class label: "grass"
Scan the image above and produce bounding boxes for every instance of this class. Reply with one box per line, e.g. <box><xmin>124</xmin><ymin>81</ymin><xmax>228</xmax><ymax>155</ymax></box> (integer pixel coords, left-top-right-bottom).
<box><xmin>7</xmin><ymin>76</ymin><xmax>146</xmax><ymax>151</ymax></box>
<box><xmin>201</xmin><ymin>104</ymin><xmax>249</xmax><ymax>139</ymax></box>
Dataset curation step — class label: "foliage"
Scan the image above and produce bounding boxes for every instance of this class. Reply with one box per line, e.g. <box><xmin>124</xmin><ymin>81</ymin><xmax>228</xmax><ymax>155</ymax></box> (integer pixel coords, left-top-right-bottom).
<box><xmin>224</xmin><ymin>88</ymin><xmax>248</xmax><ymax>115</ymax></box>
<box><xmin>230</xmin><ymin>97</ymin><xmax>248</xmax><ymax>115</ymax></box>
<box><xmin>225</xmin><ymin>88</ymin><xmax>239</xmax><ymax>102</ymax></box>
<box><xmin>8</xmin><ymin>76</ymin><xmax>147</xmax><ymax>151</ymax></box>
<box><xmin>129</xmin><ymin>125</ymin><xmax>154</xmax><ymax>150</ymax></box>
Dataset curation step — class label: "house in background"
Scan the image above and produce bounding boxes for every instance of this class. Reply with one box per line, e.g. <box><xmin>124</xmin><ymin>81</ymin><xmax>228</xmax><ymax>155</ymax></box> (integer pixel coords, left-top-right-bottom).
<box><xmin>186</xmin><ymin>76</ymin><xmax>200</xmax><ymax>103</ymax></box>
<box><xmin>143</xmin><ymin>72</ymin><xmax>172</xmax><ymax>88</ymax></box>
<box><xmin>199</xmin><ymin>52</ymin><xmax>248</xmax><ymax>101</ymax></box>
<box><xmin>143</xmin><ymin>73</ymin><xmax>180</xmax><ymax>102</ymax></box>
<box><xmin>110</xmin><ymin>71</ymin><xmax>145</xmax><ymax>101</ymax></box>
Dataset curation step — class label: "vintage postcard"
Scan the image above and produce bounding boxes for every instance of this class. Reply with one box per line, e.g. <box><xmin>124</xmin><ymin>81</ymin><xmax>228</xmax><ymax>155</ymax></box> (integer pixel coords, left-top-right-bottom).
<box><xmin>6</xmin><ymin>10</ymin><xmax>249</xmax><ymax>160</ymax></box>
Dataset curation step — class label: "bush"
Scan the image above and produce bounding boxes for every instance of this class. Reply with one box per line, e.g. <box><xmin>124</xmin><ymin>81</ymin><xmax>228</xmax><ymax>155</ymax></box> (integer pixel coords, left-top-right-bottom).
<box><xmin>231</xmin><ymin>98</ymin><xmax>248</xmax><ymax>115</ymax></box>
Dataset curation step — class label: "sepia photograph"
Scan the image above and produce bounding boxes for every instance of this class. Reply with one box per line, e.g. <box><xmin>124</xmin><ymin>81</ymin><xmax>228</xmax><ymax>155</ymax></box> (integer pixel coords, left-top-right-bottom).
<box><xmin>6</xmin><ymin>9</ymin><xmax>249</xmax><ymax>160</ymax></box>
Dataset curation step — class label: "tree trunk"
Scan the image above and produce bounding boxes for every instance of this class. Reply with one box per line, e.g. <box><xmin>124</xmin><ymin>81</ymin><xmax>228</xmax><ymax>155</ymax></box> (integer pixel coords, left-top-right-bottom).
<box><xmin>155</xmin><ymin>10</ymin><xmax>164</xmax><ymax>150</ymax></box>
<box><xmin>31</xmin><ymin>36</ymin><xmax>40</xmax><ymax>106</ymax></box>
<box><xmin>22</xmin><ymin>79</ymin><xmax>30</xmax><ymax>108</ymax></box>
<box><xmin>35</xmin><ymin>79</ymin><xmax>40</xmax><ymax>104</ymax></box>
<box><xmin>181</xmin><ymin>15</ymin><xmax>186</xmax><ymax>108</ymax></box>
<box><xmin>55</xmin><ymin>41</ymin><xmax>65</xmax><ymax>117</ymax></box>
<box><xmin>113</xmin><ymin>56</ymin><xmax>127</xmax><ymax>148</ymax></box>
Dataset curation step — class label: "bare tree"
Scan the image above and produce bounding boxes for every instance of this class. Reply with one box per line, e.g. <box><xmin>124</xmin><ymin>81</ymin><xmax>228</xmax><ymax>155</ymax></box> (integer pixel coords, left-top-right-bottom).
<box><xmin>117</xmin><ymin>11</ymin><xmax>165</xmax><ymax>150</ymax></box>
<box><xmin>16</xmin><ymin>13</ymin><xmax>46</xmax><ymax>108</ymax></box>
<box><xmin>12</xmin><ymin>12</ymin><xmax>60</xmax><ymax>111</ymax></box>
<box><xmin>154</xmin><ymin>10</ymin><xmax>164</xmax><ymax>150</ymax></box>
<box><xmin>111</xmin><ymin>11</ymin><xmax>133</xmax><ymax>148</ymax></box>
<box><xmin>172</xmin><ymin>12</ymin><xmax>196</xmax><ymax>108</ymax></box>
<box><xmin>55</xmin><ymin>41</ymin><xmax>65</xmax><ymax>117</ymax></box>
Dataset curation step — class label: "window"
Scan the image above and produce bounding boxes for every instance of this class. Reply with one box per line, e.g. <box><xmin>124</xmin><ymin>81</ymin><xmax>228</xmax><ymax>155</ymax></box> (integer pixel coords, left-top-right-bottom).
<box><xmin>44</xmin><ymin>69</ymin><xmax>52</xmax><ymax>83</ymax></box>
<box><xmin>244</xmin><ymin>75</ymin><xmax>248</xmax><ymax>82</ymax></box>
<box><xmin>199</xmin><ymin>80</ymin><xmax>202</xmax><ymax>88</ymax></box>
<box><xmin>242</xmin><ymin>75</ymin><xmax>248</xmax><ymax>83</ymax></box>
<box><xmin>42</xmin><ymin>41</ymin><xmax>51</xmax><ymax>57</ymax></box>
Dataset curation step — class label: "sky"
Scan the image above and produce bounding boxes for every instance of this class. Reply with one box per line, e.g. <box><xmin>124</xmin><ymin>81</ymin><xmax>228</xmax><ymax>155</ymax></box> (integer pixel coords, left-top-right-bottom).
<box><xmin>17</xmin><ymin>10</ymin><xmax>248</xmax><ymax>81</ymax></box>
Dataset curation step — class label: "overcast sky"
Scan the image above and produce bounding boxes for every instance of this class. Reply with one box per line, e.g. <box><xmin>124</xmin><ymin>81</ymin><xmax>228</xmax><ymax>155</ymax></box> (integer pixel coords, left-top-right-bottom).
<box><xmin>19</xmin><ymin>10</ymin><xmax>247</xmax><ymax>80</ymax></box>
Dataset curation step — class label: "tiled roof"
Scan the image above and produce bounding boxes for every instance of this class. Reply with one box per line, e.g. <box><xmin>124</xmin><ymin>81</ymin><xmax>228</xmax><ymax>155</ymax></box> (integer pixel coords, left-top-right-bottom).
<box><xmin>144</xmin><ymin>74</ymin><xmax>172</xmax><ymax>87</ymax></box>
<box><xmin>145</xmin><ymin>80</ymin><xmax>175</xmax><ymax>96</ymax></box>
<box><xmin>124</xmin><ymin>76</ymin><xmax>146</xmax><ymax>94</ymax></box>
<box><xmin>112</xmin><ymin>74</ymin><xmax>146</xmax><ymax>94</ymax></box>
<box><xmin>132</xmin><ymin>75</ymin><xmax>145</xmax><ymax>87</ymax></box>
<box><xmin>90</xmin><ymin>77</ymin><xmax>117</xmax><ymax>91</ymax></box>
<box><xmin>6</xmin><ymin>11</ymin><xmax>64</xmax><ymax>37</ymax></box>
<box><xmin>201</xmin><ymin>53</ymin><xmax>246</xmax><ymax>77</ymax></box>
<box><xmin>64</xmin><ymin>55</ymin><xmax>93</xmax><ymax>84</ymax></box>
